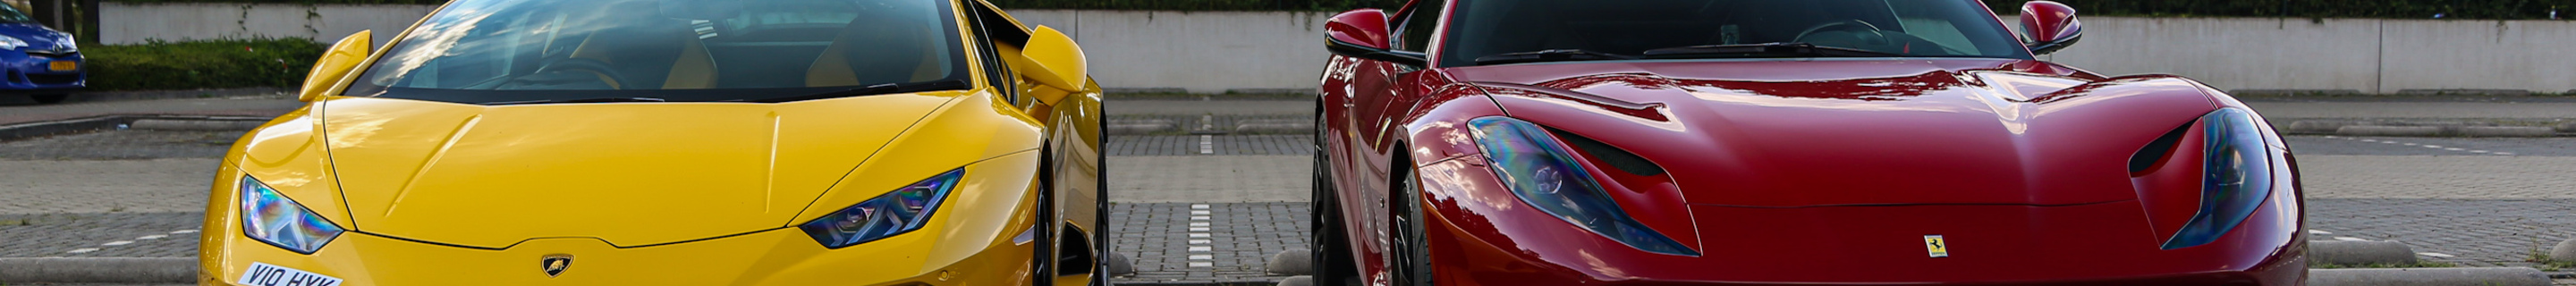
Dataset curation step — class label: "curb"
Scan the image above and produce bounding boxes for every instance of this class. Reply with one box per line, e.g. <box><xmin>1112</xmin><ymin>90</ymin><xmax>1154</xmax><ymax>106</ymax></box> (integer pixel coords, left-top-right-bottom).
<box><xmin>62</xmin><ymin>88</ymin><xmax>289</xmax><ymax>104</ymax></box>
<box><xmin>2309</xmin><ymin>240</ymin><xmax>2419</xmax><ymax>265</ymax></box>
<box><xmin>0</xmin><ymin>257</ymin><xmax>197</xmax><ymax>283</ymax></box>
<box><xmin>2553</xmin><ymin>238</ymin><xmax>2575</xmax><ymax>264</ymax></box>
<box><xmin>2310</xmin><ymin>267</ymin><xmax>2555</xmax><ymax>286</ymax></box>
<box><xmin>1265</xmin><ymin>248</ymin><xmax>1311</xmax><ymax>275</ymax></box>
<box><xmin>2279</xmin><ymin>119</ymin><xmax>2576</xmax><ymax>137</ymax></box>
<box><xmin>0</xmin><ymin>115</ymin><xmax>270</xmax><ymax>141</ymax></box>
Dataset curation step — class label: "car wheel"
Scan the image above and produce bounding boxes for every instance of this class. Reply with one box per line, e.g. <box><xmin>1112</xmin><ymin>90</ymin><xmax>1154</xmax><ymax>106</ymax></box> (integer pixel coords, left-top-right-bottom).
<box><xmin>30</xmin><ymin>94</ymin><xmax>66</xmax><ymax>104</ymax></box>
<box><xmin>1032</xmin><ymin>145</ymin><xmax>1060</xmax><ymax>286</ymax></box>
<box><xmin>1311</xmin><ymin>112</ymin><xmax>1361</xmax><ymax>286</ymax></box>
<box><xmin>1390</xmin><ymin>160</ymin><xmax>1434</xmax><ymax>286</ymax></box>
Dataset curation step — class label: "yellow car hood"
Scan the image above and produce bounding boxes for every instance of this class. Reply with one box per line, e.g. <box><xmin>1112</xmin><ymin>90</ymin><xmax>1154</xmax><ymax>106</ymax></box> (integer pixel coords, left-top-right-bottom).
<box><xmin>317</xmin><ymin>93</ymin><xmax>959</xmax><ymax>248</ymax></box>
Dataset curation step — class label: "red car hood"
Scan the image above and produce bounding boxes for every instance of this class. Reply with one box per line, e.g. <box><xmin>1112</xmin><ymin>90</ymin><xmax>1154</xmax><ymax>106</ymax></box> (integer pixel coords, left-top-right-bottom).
<box><xmin>1451</xmin><ymin>59</ymin><xmax>2220</xmax><ymax>207</ymax></box>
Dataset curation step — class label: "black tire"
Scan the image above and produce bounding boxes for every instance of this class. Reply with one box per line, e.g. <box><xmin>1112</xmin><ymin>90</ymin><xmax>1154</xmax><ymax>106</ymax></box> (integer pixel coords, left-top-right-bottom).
<box><xmin>1312</xmin><ymin>104</ymin><xmax>1362</xmax><ymax>286</ymax></box>
<box><xmin>1390</xmin><ymin>159</ymin><xmax>1434</xmax><ymax>286</ymax></box>
<box><xmin>29</xmin><ymin>94</ymin><xmax>65</xmax><ymax>104</ymax></box>
<box><xmin>1033</xmin><ymin>144</ymin><xmax>1059</xmax><ymax>286</ymax></box>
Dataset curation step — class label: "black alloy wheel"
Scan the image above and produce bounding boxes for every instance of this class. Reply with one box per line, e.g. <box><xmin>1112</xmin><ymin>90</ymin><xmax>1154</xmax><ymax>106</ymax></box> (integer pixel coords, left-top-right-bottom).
<box><xmin>1389</xmin><ymin>158</ymin><xmax>1434</xmax><ymax>286</ymax></box>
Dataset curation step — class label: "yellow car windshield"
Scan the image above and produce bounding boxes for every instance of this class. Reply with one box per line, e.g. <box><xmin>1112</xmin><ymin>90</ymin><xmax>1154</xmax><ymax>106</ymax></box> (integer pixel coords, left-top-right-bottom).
<box><xmin>343</xmin><ymin>0</ymin><xmax>970</xmax><ymax>104</ymax></box>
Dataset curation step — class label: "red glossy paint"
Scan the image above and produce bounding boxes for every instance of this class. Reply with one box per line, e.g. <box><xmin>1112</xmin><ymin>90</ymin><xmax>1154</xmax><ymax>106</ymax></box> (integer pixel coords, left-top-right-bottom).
<box><xmin>2021</xmin><ymin>1</ymin><xmax>2082</xmax><ymax>45</ymax></box>
<box><xmin>1326</xmin><ymin>10</ymin><xmax>1394</xmax><ymax>50</ymax></box>
<box><xmin>1316</xmin><ymin>1</ymin><xmax>2303</xmax><ymax>285</ymax></box>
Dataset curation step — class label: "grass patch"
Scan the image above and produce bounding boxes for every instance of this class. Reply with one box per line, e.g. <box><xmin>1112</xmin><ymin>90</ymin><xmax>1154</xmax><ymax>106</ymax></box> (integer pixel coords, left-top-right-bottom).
<box><xmin>2311</xmin><ymin>261</ymin><xmax>2460</xmax><ymax>269</ymax></box>
<box><xmin>85</xmin><ymin>38</ymin><xmax>326</xmax><ymax>91</ymax></box>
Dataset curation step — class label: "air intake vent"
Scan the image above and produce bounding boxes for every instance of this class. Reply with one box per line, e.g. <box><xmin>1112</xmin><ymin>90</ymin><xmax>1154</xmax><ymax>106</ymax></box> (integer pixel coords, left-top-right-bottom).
<box><xmin>2129</xmin><ymin>122</ymin><xmax>2196</xmax><ymax>174</ymax></box>
<box><xmin>1546</xmin><ymin>128</ymin><xmax>1665</xmax><ymax>177</ymax></box>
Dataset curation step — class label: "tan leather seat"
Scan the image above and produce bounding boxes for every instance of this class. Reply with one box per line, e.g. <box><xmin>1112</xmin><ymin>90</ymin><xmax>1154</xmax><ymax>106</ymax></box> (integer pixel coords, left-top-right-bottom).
<box><xmin>565</xmin><ymin>0</ymin><xmax>719</xmax><ymax>89</ymax></box>
<box><xmin>805</xmin><ymin>9</ymin><xmax>949</xmax><ymax>87</ymax></box>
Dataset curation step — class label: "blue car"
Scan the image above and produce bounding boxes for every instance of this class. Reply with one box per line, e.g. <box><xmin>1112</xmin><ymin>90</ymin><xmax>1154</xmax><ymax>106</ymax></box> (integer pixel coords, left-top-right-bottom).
<box><xmin>0</xmin><ymin>4</ymin><xmax>78</xmax><ymax>104</ymax></box>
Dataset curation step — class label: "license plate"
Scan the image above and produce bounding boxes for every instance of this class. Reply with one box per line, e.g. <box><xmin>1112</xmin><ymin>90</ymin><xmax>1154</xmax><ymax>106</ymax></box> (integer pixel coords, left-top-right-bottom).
<box><xmin>47</xmin><ymin>61</ymin><xmax>73</xmax><ymax>72</ymax></box>
<box><xmin>237</xmin><ymin>262</ymin><xmax>344</xmax><ymax>286</ymax></box>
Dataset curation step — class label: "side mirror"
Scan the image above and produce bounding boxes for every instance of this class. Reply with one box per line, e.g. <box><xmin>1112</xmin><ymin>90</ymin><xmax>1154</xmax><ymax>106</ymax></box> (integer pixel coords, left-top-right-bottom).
<box><xmin>1020</xmin><ymin>25</ymin><xmax>1090</xmax><ymax>92</ymax></box>
<box><xmin>300</xmin><ymin>30</ymin><xmax>373</xmax><ymax>102</ymax></box>
<box><xmin>1324</xmin><ymin>9</ymin><xmax>1426</xmax><ymax>67</ymax></box>
<box><xmin>2019</xmin><ymin>1</ymin><xmax>2081</xmax><ymax>55</ymax></box>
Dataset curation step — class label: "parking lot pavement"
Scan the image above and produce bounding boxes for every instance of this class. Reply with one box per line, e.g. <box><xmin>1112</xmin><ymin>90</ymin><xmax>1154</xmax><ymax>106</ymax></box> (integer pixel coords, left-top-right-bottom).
<box><xmin>0</xmin><ymin>158</ymin><xmax>219</xmax><ymax>215</ymax></box>
<box><xmin>2245</xmin><ymin>101</ymin><xmax>2576</xmax><ymax>119</ymax></box>
<box><xmin>1107</xmin><ymin>100</ymin><xmax>1309</xmax><ymax>116</ymax></box>
<box><xmin>1108</xmin><ymin>202</ymin><xmax>1306</xmax><ymax>285</ymax></box>
<box><xmin>2309</xmin><ymin>198</ymin><xmax>2575</xmax><ymax>267</ymax></box>
<box><xmin>2289</xmin><ymin>136</ymin><xmax>2576</xmax><ymax>157</ymax></box>
<box><xmin>0</xmin><ymin>212</ymin><xmax>202</xmax><ymax>257</ymax></box>
<box><xmin>0</xmin><ymin>97</ymin><xmax>300</xmax><ymax>126</ymax></box>
<box><xmin>1110</xmin><ymin>156</ymin><xmax>1307</xmax><ymax>204</ymax></box>
<box><xmin>1109</xmin><ymin>135</ymin><xmax>1308</xmax><ymax>156</ymax></box>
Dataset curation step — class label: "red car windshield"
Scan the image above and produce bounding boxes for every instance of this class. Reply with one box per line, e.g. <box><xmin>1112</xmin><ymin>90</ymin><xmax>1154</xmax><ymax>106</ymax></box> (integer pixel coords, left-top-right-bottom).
<box><xmin>1437</xmin><ymin>0</ymin><xmax>2034</xmax><ymax>67</ymax></box>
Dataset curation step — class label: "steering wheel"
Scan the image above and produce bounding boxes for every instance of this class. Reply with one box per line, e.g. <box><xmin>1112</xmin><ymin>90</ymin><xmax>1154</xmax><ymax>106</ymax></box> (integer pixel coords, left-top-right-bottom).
<box><xmin>1791</xmin><ymin>20</ymin><xmax>1893</xmax><ymax>46</ymax></box>
<box><xmin>530</xmin><ymin>58</ymin><xmax>631</xmax><ymax>89</ymax></box>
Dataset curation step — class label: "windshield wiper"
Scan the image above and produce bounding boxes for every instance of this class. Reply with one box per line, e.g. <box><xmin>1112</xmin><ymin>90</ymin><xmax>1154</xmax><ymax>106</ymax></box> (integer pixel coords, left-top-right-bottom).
<box><xmin>1640</xmin><ymin>42</ymin><xmax>1903</xmax><ymax>59</ymax></box>
<box><xmin>743</xmin><ymin>80</ymin><xmax>970</xmax><ymax>103</ymax></box>
<box><xmin>484</xmin><ymin>97</ymin><xmax>669</xmax><ymax>105</ymax></box>
<box><xmin>1473</xmin><ymin>49</ymin><xmax>1638</xmax><ymax>65</ymax></box>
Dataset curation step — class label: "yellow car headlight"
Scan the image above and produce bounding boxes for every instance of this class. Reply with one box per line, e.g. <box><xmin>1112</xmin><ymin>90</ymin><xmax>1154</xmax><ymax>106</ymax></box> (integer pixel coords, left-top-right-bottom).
<box><xmin>799</xmin><ymin>169</ymin><xmax>963</xmax><ymax>248</ymax></box>
<box><xmin>239</xmin><ymin>176</ymin><xmax>347</xmax><ymax>254</ymax></box>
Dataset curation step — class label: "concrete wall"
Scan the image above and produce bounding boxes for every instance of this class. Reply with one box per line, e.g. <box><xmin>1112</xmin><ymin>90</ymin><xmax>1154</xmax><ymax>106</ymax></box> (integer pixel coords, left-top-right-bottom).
<box><xmin>2042</xmin><ymin>17</ymin><xmax>2576</xmax><ymax>94</ymax></box>
<box><xmin>100</xmin><ymin>3</ymin><xmax>436</xmax><ymax>47</ymax></box>
<box><xmin>96</xmin><ymin>4</ymin><xmax>2576</xmax><ymax>94</ymax></box>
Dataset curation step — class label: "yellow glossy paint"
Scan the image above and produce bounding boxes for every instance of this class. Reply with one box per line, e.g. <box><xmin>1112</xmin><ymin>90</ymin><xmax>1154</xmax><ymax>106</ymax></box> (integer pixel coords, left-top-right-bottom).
<box><xmin>298</xmin><ymin>30</ymin><xmax>370</xmax><ymax>102</ymax></box>
<box><xmin>202</xmin><ymin>0</ymin><xmax>1105</xmax><ymax>284</ymax></box>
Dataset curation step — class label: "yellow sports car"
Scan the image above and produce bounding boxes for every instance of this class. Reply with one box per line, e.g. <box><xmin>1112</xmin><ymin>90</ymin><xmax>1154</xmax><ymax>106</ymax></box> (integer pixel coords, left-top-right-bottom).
<box><xmin>200</xmin><ymin>0</ymin><xmax>1105</xmax><ymax>284</ymax></box>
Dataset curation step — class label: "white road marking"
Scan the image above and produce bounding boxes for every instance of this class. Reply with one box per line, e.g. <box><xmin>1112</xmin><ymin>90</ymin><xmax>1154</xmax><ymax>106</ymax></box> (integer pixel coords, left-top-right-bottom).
<box><xmin>1190</xmin><ymin>246</ymin><xmax>1212</xmax><ymax>252</ymax></box>
<box><xmin>1190</xmin><ymin>210</ymin><xmax>1210</xmax><ymax>215</ymax></box>
<box><xmin>1190</xmin><ymin>222</ymin><xmax>1210</xmax><ymax>227</ymax></box>
<box><xmin>1188</xmin><ymin>255</ymin><xmax>1213</xmax><ymax>260</ymax></box>
<box><xmin>2309</xmin><ymin>230</ymin><xmax>2333</xmax><ymax>234</ymax></box>
<box><xmin>136</xmin><ymin>235</ymin><xmax>166</xmax><ymax>240</ymax></box>
<box><xmin>2418</xmin><ymin>252</ymin><xmax>2456</xmax><ymax>257</ymax></box>
<box><xmin>1190</xmin><ymin>227</ymin><xmax>1210</xmax><ymax>231</ymax></box>
<box><xmin>171</xmin><ymin>230</ymin><xmax>199</xmax><ymax>234</ymax></box>
<box><xmin>1199</xmin><ymin>135</ymin><xmax>1214</xmax><ymax>155</ymax></box>
<box><xmin>65</xmin><ymin>248</ymin><xmax>97</xmax><ymax>254</ymax></box>
<box><xmin>1190</xmin><ymin>233</ymin><xmax>1211</xmax><ymax>238</ymax></box>
<box><xmin>1191</xmin><ymin>204</ymin><xmax>1209</xmax><ymax>209</ymax></box>
<box><xmin>2334</xmin><ymin>237</ymin><xmax>2368</xmax><ymax>241</ymax></box>
<box><xmin>2326</xmin><ymin>137</ymin><xmax>2512</xmax><ymax>156</ymax></box>
<box><xmin>1189</xmin><ymin>240</ymin><xmax>1210</xmax><ymax>244</ymax></box>
<box><xmin>100</xmin><ymin>240</ymin><xmax>132</xmax><ymax>246</ymax></box>
<box><xmin>1189</xmin><ymin>262</ymin><xmax>1214</xmax><ymax>267</ymax></box>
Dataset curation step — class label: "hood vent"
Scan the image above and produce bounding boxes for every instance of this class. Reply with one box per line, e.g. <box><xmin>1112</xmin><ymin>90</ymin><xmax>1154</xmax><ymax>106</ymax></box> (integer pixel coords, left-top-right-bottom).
<box><xmin>1546</xmin><ymin>128</ymin><xmax>1665</xmax><ymax>177</ymax></box>
<box><xmin>2129</xmin><ymin>121</ymin><xmax>2196</xmax><ymax>175</ymax></box>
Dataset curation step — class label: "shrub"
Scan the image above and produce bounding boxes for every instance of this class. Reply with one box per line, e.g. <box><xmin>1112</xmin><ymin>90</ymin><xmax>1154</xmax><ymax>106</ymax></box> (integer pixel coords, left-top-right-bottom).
<box><xmin>82</xmin><ymin>38</ymin><xmax>326</xmax><ymax>91</ymax></box>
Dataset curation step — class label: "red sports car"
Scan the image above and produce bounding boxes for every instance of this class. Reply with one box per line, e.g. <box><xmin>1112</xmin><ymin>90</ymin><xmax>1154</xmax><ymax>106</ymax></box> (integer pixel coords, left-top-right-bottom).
<box><xmin>1310</xmin><ymin>0</ymin><xmax>2306</xmax><ymax>285</ymax></box>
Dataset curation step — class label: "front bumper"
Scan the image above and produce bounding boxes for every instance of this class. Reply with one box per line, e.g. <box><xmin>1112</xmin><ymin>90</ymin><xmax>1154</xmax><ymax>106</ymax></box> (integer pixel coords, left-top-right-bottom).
<box><xmin>0</xmin><ymin>50</ymin><xmax>81</xmax><ymax>91</ymax></box>
<box><xmin>1412</xmin><ymin>156</ymin><xmax>2307</xmax><ymax>286</ymax></box>
<box><xmin>202</xmin><ymin>227</ymin><xmax>1032</xmax><ymax>285</ymax></box>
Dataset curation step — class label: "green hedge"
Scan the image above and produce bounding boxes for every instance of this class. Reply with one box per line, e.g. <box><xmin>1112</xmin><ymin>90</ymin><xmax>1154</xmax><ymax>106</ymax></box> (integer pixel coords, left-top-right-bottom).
<box><xmin>103</xmin><ymin>0</ymin><xmax>444</xmax><ymax>4</ymax></box>
<box><xmin>84</xmin><ymin>38</ymin><xmax>326</xmax><ymax>91</ymax></box>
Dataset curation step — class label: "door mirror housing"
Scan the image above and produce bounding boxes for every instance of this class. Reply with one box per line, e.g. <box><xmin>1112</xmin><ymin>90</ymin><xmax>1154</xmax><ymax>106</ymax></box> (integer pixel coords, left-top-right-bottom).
<box><xmin>300</xmin><ymin>30</ymin><xmax>373</xmax><ymax>102</ymax></box>
<box><xmin>1324</xmin><ymin>9</ymin><xmax>1427</xmax><ymax>67</ymax></box>
<box><xmin>2019</xmin><ymin>1</ymin><xmax>2082</xmax><ymax>55</ymax></box>
<box><xmin>1020</xmin><ymin>25</ymin><xmax>1090</xmax><ymax>93</ymax></box>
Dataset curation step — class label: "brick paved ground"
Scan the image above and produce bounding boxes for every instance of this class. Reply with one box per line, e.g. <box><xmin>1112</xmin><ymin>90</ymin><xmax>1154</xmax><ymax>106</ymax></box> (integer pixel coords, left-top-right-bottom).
<box><xmin>1108</xmin><ymin>202</ymin><xmax>1306</xmax><ymax>285</ymax></box>
<box><xmin>1109</xmin><ymin>156</ymin><xmax>1307</xmax><ymax>204</ymax></box>
<box><xmin>0</xmin><ymin>159</ymin><xmax>220</xmax><ymax>215</ymax></box>
<box><xmin>0</xmin><ymin>97</ymin><xmax>299</xmax><ymax>126</ymax></box>
<box><xmin>1106</xmin><ymin>100</ymin><xmax>1309</xmax><ymax>116</ymax></box>
<box><xmin>0</xmin><ymin>130</ymin><xmax>243</xmax><ymax>160</ymax></box>
<box><xmin>1110</xmin><ymin>135</ymin><xmax>1309</xmax><ymax>156</ymax></box>
<box><xmin>2309</xmin><ymin>199</ymin><xmax>2576</xmax><ymax>267</ymax></box>
<box><xmin>0</xmin><ymin>212</ymin><xmax>201</xmax><ymax>257</ymax></box>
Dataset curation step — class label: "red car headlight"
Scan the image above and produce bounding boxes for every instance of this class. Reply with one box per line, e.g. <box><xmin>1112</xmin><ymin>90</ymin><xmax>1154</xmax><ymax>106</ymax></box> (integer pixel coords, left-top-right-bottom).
<box><xmin>2161</xmin><ymin>108</ymin><xmax>2276</xmax><ymax>249</ymax></box>
<box><xmin>1468</xmin><ymin>116</ymin><xmax>1698</xmax><ymax>257</ymax></box>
